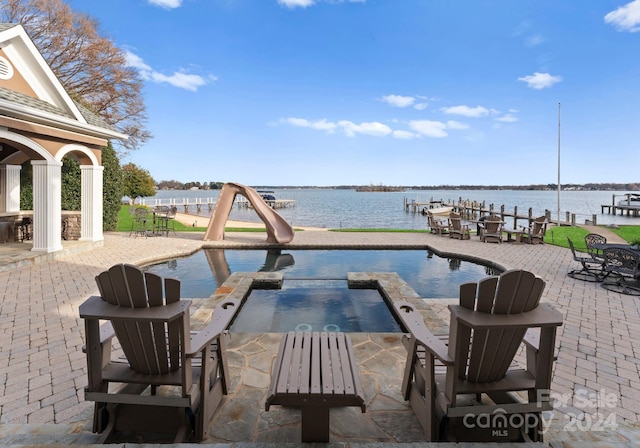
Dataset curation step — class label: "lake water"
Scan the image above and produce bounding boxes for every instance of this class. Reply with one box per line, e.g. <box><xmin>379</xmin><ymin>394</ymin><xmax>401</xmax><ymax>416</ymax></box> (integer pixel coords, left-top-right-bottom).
<box><xmin>136</xmin><ymin>188</ymin><xmax>637</xmax><ymax>229</ymax></box>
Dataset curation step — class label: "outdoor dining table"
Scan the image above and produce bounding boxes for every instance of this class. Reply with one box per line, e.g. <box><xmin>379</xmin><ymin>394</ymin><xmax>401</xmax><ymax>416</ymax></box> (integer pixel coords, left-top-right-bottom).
<box><xmin>590</xmin><ymin>243</ymin><xmax>640</xmax><ymax>255</ymax></box>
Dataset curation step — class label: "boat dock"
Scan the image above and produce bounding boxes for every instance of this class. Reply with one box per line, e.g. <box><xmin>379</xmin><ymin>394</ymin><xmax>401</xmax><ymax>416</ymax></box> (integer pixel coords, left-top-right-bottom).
<box><xmin>405</xmin><ymin>196</ymin><xmax>600</xmax><ymax>227</ymax></box>
<box><xmin>600</xmin><ymin>193</ymin><xmax>640</xmax><ymax>217</ymax></box>
<box><xmin>138</xmin><ymin>196</ymin><xmax>296</xmax><ymax>213</ymax></box>
<box><xmin>236</xmin><ymin>198</ymin><xmax>296</xmax><ymax>209</ymax></box>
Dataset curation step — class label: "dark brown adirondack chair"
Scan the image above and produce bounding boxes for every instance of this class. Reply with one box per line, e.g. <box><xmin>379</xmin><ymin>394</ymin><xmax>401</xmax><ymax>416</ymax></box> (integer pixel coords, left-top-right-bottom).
<box><xmin>394</xmin><ymin>269</ymin><xmax>562</xmax><ymax>442</ymax></box>
<box><xmin>521</xmin><ymin>216</ymin><xmax>547</xmax><ymax>244</ymax></box>
<box><xmin>448</xmin><ymin>212</ymin><xmax>470</xmax><ymax>240</ymax></box>
<box><xmin>80</xmin><ymin>263</ymin><xmax>240</xmax><ymax>443</ymax></box>
<box><xmin>479</xmin><ymin>215</ymin><xmax>503</xmax><ymax>243</ymax></box>
<box><xmin>427</xmin><ymin>211</ymin><xmax>450</xmax><ymax>236</ymax></box>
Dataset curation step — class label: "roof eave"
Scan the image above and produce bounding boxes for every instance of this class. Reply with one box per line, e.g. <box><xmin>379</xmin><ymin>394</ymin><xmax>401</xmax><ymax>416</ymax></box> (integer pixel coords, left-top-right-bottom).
<box><xmin>0</xmin><ymin>99</ymin><xmax>128</xmax><ymax>141</ymax></box>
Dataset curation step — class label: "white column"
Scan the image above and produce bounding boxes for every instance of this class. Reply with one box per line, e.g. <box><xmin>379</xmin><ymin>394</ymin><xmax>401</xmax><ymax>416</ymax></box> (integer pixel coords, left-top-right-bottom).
<box><xmin>80</xmin><ymin>165</ymin><xmax>104</xmax><ymax>241</ymax></box>
<box><xmin>0</xmin><ymin>164</ymin><xmax>21</xmax><ymax>212</ymax></box>
<box><xmin>31</xmin><ymin>160</ymin><xmax>62</xmax><ymax>253</ymax></box>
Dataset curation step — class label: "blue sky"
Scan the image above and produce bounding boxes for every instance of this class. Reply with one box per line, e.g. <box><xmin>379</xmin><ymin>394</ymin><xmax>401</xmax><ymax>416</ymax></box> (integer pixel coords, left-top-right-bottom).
<box><xmin>71</xmin><ymin>0</ymin><xmax>640</xmax><ymax>187</ymax></box>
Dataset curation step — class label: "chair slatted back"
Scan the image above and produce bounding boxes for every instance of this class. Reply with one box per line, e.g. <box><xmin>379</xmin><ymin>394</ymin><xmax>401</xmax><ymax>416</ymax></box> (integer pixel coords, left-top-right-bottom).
<box><xmin>603</xmin><ymin>247</ymin><xmax>640</xmax><ymax>278</ymax></box>
<box><xmin>452</xmin><ymin>270</ymin><xmax>545</xmax><ymax>384</ymax></box>
<box><xmin>449</xmin><ymin>212</ymin><xmax>462</xmax><ymax>232</ymax></box>
<box><xmin>585</xmin><ymin>233</ymin><xmax>606</xmax><ymax>260</ymax></box>
<box><xmin>483</xmin><ymin>215</ymin><xmax>502</xmax><ymax>233</ymax></box>
<box><xmin>95</xmin><ymin>264</ymin><xmax>184</xmax><ymax>375</ymax></box>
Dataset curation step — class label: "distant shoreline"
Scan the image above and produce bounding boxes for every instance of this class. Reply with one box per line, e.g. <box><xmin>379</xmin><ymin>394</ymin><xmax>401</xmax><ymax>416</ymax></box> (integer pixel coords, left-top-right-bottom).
<box><xmin>156</xmin><ymin>182</ymin><xmax>639</xmax><ymax>193</ymax></box>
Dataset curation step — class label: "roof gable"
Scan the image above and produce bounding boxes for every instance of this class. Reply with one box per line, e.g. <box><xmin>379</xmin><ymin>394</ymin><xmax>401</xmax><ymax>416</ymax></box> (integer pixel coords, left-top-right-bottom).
<box><xmin>0</xmin><ymin>24</ymin><xmax>125</xmax><ymax>140</ymax></box>
<box><xmin>0</xmin><ymin>24</ymin><xmax>87</xmax><ymax>124</ymax></box>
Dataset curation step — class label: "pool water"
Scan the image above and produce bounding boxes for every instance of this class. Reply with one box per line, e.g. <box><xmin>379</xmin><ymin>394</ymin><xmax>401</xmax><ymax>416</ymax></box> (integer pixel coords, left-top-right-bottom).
<box><xmin>230</xmin><ymin>279</ymin><xmax>401</xmax><ymax>333</ymax></box>
<box><xmin>143</xmin><ymin>249</ymin><xmax>498</xmax><ymax>298</ymax></box>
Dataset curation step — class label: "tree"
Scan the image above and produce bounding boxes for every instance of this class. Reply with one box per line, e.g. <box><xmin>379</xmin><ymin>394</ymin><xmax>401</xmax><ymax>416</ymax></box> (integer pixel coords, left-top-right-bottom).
<box><xmin>102</xmin><ymin>142</ymin><xmax>123</xmax><ymax>231</ymax></box>
<box><xmin>122</xmin><ymin>163</ymin><xmax>155</xmax><ymax>203</ymax></box>
<box><xmin>61</xmin><ymin>157</ymin><xmax>81</xmax><ymax>210</ymax></box>
<box><xmin>0</xmin><ymin>0</ymin><xmax>151</xmax><ymax>156</ymax></box>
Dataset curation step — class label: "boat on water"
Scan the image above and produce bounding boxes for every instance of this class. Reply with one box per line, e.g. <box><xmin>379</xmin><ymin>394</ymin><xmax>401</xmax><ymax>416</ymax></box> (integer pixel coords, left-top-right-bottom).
<box><xmin>258</xmin><ymin>190</ymin><xmax>276</xmax><ymax>201</ymax></box>
<box><xmin>421</xmin><ymin>205</ymin><xmax>453</xmax><ymax>216</ymax></box>
<box><xmin>617</xmin><ymin>193</ymin><xmax>640</xmax><ymax>209</ymax></box>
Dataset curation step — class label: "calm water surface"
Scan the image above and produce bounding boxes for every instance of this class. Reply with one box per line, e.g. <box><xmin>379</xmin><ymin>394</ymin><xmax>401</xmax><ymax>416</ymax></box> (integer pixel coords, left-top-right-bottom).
<box><xmin>137</xmin><ymin>188</ymin><xmax>635</xmax><ymax>229</ymax></box>
<box><xmin>143</xmin><ymin>249</ymin><xmax>499</xmax><ymax>299</ymax></box>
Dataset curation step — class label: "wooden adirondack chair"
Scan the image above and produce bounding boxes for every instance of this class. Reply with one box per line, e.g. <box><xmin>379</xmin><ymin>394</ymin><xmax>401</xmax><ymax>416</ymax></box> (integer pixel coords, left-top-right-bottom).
<box><xmin>80</xmin><ymin>263</ymin><xmax>240</xmax><ymax>443</ymax></box>
<box><xmin>479</xmin><ymin>215</ymin><xmax>503</xmax><ymax>243</ymax></box>
<box><xmin>448</xmin><ymin>212</ymin><xmax>470</xmax><ymax>240</ymax></box>
<box><xmin>521</xmin><ymin>216</ymin><xmax>547</xmax><ymax>244</ymax></box>
<box><xmin>427</xmin><ymin>211</ymin><xmax>450</xmax><ymax>236</ymax></box>
<box><xmin>394</xmin><ymin>269</ymin><xmax>562</xmax><ymax>442</ymax></box>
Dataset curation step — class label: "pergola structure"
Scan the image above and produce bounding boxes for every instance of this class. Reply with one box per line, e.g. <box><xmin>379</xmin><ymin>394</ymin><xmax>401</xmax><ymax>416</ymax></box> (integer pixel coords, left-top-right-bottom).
<box><xmin>0</xmin><ymin>24</ymin><xmax>127</xmax><ymax>253</ymax></box>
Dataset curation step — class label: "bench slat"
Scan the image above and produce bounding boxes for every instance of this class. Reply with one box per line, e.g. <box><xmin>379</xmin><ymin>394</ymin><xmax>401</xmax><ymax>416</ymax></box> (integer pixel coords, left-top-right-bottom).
<box><xmin>329</xmin><ymin>332</ymin><xmax>345</xmax><ymax>395</ymax></box>
<box><xmin>310</xmin><ymin>332</ymin><xmax>321</xmax><ymax>395</ymax></box>
<box><xmin>276</xmin><ymin>331</ymin><xmax>296</xmax><ymax>394</ymax></box>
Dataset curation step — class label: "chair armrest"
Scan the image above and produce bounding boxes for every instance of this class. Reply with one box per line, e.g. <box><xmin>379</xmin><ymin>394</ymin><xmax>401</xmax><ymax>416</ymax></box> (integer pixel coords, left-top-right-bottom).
<box><xmin>188</xmin><ymin>299</ymin><xmax>241</xmax><ymax>356</ymax></box>
<box><xmin>450</xmin><ymin>303</ymin><xmax>563</xmax><ymax>329</ymax></box>
<box><xmin>79</xmin><ymin>295</ymin><xmax>190</xmax><ymax>322</ymax></box>
<box><xmin>393</xmin><ymin>301</ymin><xmax>453</xmax><ymax>364</ymax></box>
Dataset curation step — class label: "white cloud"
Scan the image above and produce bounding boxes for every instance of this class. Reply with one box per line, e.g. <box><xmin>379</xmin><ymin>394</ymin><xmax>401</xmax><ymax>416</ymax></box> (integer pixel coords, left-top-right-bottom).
<box><xmin>441</xmin><ymin>105</ymin><xmax>490</xmax><ymax>118</ymax></box>
<box><xmin>280</xmin><ymin>117</ymin><xmax>337</xmax><ymax>132</ymax></box>
<box><xmin>124</xmin><ymin>50</ymin><xmax>212</xmax><ymax>91</ymax></box>
<box><xmin>518</xmin><ymin>72</ymin><xmax>563</xmax><ymax>89</ymax></box>
<box><xmin>278</xmin><ymin>0</ymin><xmax>316</xmax><ymax>8</ymax></box>
<box><xmin>148</xmin><ymin>0</ymin><xmax>182</xmax><ymax>9</ymax></box>
<box><xmin>381</xmin><ymin>94</ymin><xmax>415</xmax><ymax>108</ymax></box>
<box><xmin>281</xmin><ymin>117</ymin><xmax>392</xmax><ymax>137</ymax></box>
<box><xmin>393</xmin><ymin>130</ymin><xmax>420</xmax><ymax>140</ymax></box>
<box><xmin>446</xmin><ymin>120</ymin><xmax>469</xmax><ymax>130</ymax></box>
<box><xmin>408</xmin><ymin>120</ymin><xmax>448</xmax><ymax>138</ymax></box>
<box><xmin>605</xmin><ymin>0</ymin><xmax>640</xmax><ymax>32</ymax></box>
<box><xmin>149</xmin><ymin>72</ymin><xmax>210</xmax><ymax>91</ymax></box>
<box><xmin>414</xmin><ymin>102</ymin><xmax>428</xmax><ymax>110</ymax></box>
<box><xmin>496</xmin><ymin>114</ymin><xmax>518</xmax><ymax>123</ymax></box>
<box><xmin>338</xmin><ymin>120</ymin><xmax>392</xmax><ymax>137</ymax></box>
<box><xmin>278</xmin><ymin>0</ymin><xmax>364</xmax><ymax>8</ymax></box>
<box><xmin>124</xmin><ymin>51</ymin><xmax>152</xmax><ymax>72</ymax></box>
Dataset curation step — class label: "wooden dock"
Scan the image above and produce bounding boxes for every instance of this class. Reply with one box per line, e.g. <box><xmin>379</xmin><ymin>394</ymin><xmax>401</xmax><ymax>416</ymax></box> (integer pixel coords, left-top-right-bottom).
<box><xmin>601</xmin><ymin>193</ymin><xmax>640</xmax><ymax>217</ymax></box>
<box><xmin>236</xmin><ymin>198</ymin><xmax>296</xmax><ymax>209</ymax></box>
<box><xmin>138</xmin><ymin>197</ymin><xmax>295</xmax><ymax>213</ymax></box>
<box><xmin>405</xmin><ymin>196</ymin><xmax>598</xmax><ymax>227</ymax></box>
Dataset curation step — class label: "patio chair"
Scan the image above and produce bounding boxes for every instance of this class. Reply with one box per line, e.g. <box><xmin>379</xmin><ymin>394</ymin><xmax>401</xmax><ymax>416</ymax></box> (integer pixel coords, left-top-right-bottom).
<box><xmin>427</xmin><ymin>211</ymin><xmax>450</xmax><ymax>236</ymax></box>
<box><xmin>448</xmin><ymin>212</ymin><xmax>470</xmax><ymax>240</ymax></box>
<box><xmin>520</xmin><ymin>216</ymin><xmax>547</xmax><ymax>244</ymax></box>
<box><xmin>585</xmin><ymin>233</ymin><xmax>607</xmax><ymax>264</ymax></box>
<box><xmin>394</xmin><ymin>269</ymin><xmax>562</xmax><ymax>442</ymax></box>
<box><xmin>154</xmin><ymin>206</ymin><xmax>177</xmax><ymax>236</ymax></box>
<box><xmin>80</xmin><ymin>263</ymin><xmax>240</xmax><ymax>442</ymax></box>
<box><xmin>478</xmin><ymin>215</ymin><xmax>503</xmax><ymax>243</ymax></box>
<box><xmin>601</xmin><ymin>247</ymin><xmax>640</xmax><ymax>296</ymax></box>
<box><xmin>567</xmin><ymin>238</ymin><xmax>605</xmax><ymax>282</ymax></box>
<box><xmin>130</xmin><ymin>207</ymin><xmax>149</xmax><ymax>237</ymax></box>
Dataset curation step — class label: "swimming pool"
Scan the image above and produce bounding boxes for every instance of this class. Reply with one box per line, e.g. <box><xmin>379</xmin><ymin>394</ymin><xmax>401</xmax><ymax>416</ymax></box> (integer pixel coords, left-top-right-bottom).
<box><xmin>143</xmin><ymin>249</ymin><xmax>499</xmax><ymax>299</ymax></box>
<box><xmin>229</xmin><ymin>279</ymin><xmax>401</xmax><ymax>333</ymax></box>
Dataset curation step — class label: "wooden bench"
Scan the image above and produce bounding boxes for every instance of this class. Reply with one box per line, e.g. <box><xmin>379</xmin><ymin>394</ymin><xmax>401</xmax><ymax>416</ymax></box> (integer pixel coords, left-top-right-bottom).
<box><xmin>265</xmin><ymin>331</ymin><xmax>365</xmax><ymax>442</ymax></box>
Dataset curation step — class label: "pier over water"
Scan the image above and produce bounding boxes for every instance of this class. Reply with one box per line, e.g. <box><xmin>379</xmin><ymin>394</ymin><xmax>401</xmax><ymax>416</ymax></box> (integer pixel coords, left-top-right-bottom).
<box><xmin>405</xmin><ymin>196</ymin><xmax>600</xmax><ymax>227</ymax></box>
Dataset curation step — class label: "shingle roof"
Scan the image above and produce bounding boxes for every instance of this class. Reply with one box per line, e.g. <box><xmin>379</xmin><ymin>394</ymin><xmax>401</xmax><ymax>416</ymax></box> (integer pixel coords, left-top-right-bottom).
<box><xmin>0</xmin><ymin>86</ymin><xmax>117</xmax><ymax>132</ymax></box>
